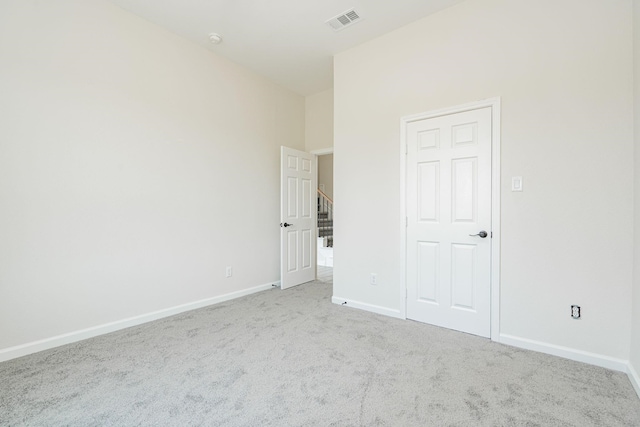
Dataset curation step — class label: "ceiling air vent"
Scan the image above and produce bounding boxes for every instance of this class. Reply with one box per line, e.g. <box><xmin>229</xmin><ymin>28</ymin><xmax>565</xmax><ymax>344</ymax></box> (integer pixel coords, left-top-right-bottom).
<box><xmin>326</xmin><ymin>9</ymin><xmax>362</xmax><ymax>31</ymax></box>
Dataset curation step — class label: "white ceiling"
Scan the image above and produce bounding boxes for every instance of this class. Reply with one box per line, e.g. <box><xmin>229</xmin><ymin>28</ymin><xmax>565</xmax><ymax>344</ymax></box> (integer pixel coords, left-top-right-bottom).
<box><xmin>108</xmin><ymin>0</ymin><xmax>466</xmax><ymax>96</ymax></box>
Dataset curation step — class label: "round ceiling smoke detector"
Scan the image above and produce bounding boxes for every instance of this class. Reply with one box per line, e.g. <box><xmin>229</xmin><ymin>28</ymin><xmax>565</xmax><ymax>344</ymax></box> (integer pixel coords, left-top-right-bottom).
<box><xmin>208</xmin><ymin>33</ymin><xmax>223</xmax><ymax>45</ymax></box>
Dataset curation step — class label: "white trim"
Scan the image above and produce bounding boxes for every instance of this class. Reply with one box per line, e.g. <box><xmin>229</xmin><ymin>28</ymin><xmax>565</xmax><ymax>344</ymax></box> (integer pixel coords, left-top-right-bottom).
<box><xmin>400</xmin><ymin>116</ymin><xmax>408</xmax><ymax>318</ymax></box>
<box><xmin>332</xmin><ymin>296</ymin><xmax>403</xmax><ymax>319</ymax></box>
<box><xmin>310</xmin><ymin>147</ymin><xmax>334</xmax><ymax>155</ymax></box>
<box><xmin>489</xmin><ymin>100</ymin><xmax>501</xmax><ymax>339</ymax></box>
<box><xmin>399</xmin><ymin>97</ymin><xmax>502</xmax><ymax>339</ymax></box>
<box><xmin>499</xmin><ymin>333</ymin><xmax>628</xmax><ymax>373</ymax></box>
<box><xmin>628</xmin><ymin>362</ymin><xmax>640</xmax><ymax>398</ymax></box>
<box><xmin>0</xmin><ymin>281</ymin><xmax>279</xmax><ymax>363</ymax></box>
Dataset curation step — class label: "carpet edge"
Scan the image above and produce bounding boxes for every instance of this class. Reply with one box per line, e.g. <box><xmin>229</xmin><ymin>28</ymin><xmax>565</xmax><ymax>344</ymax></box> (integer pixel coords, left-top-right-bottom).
<box><xmin>0</xmin><ymin>281</ymin><xmax>279</xmax><ymax>363</ymax></box>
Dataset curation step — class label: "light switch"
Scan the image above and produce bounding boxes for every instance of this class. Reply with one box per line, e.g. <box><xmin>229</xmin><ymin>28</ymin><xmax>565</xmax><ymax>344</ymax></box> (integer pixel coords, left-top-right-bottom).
<box><xmin>512</xmin><ymin>176</ymin><xmax>523</xmax><ymax>192</ymax></box>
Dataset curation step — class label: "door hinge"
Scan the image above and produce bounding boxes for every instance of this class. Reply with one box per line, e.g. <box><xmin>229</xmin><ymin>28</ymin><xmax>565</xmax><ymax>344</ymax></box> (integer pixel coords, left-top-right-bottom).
<box><xmin>491</xmin><ymin>231</ymin><xmax>493</xmax><ymax>238</ymax></box>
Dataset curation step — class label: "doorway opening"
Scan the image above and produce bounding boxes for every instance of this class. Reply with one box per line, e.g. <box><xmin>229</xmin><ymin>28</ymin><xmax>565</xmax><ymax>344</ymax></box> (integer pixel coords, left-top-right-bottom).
<box><xmin>315</xmin><ymin>150</ymin><xmax>333</xmax><ymax>284</ymax></box>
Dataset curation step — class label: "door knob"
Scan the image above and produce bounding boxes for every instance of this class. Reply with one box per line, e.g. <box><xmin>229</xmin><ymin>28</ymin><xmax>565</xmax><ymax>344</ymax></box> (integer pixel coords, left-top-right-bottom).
<box><xmin>469</xmin><ymin>230</ymin><xmax>488</xmax><ymax>238</ymax></box>
<box><xmin>280</xmin><ymin>222</ymin><xmax>293</xmax><ymax>228</ymax></box>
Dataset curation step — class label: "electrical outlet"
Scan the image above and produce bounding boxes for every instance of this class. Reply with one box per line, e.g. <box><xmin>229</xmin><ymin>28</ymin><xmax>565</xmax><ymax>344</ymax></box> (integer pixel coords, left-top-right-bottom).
<box><xmin>370</xmin><ymin>273</ymin><xmax>377</xmax><ymax>285</ymax></box>
<box><xmin>225</xmin><ymin>266</ymin><xmax>232</xmax><ymax>278</ymax></box>
<box><xmin>571</xmin><ymin>305</ymin><xmax>581</xmax><ymax>319</ymax></box>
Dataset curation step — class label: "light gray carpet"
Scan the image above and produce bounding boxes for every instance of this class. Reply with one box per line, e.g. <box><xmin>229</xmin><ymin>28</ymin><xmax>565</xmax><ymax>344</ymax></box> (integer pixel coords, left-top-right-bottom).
<box><xmin>2</xmin><ymin>278</ymin><xmax>640</xmax><ymax>426</ymax></box>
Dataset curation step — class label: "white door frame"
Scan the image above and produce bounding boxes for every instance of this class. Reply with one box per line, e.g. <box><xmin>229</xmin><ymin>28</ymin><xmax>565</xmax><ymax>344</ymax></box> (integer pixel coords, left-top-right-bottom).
<box><xmin>400</xmin><ymin>97</ymin><xmax>501</xmax><ymax>339</ymax></box>
<box><xmin>310</xmin><ymin>148</ymin><xmax>334</xmax><ymax>156</ymax></box>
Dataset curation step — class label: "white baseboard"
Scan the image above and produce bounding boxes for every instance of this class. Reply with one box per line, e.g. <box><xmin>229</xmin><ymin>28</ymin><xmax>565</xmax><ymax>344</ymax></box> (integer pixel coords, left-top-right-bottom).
<box><xmin>498</xmin><ymin>333</ymin><xmax>628</xmax><ymax>373</ymax></box>
<box><xmin>0</xmin><ymin>281</ymin><xmax>279</xmax><ymax>363</ymax></box>
<box><xmin>331</xmin><ymin>295</ymin><xmax>403</xmax><ymax>319</ymax></box>
<box><xmin>627</xmin><ymin>362</ymin><xmax>640</xmax><ymax>399</ymax></box>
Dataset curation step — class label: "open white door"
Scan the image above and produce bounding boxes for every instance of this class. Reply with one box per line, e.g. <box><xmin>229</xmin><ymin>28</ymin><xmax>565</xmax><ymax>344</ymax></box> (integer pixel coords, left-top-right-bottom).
<box><xmin>280</xmin><ymin>146</ymin><xmax>317</xmax><ymax>289</ymax></box>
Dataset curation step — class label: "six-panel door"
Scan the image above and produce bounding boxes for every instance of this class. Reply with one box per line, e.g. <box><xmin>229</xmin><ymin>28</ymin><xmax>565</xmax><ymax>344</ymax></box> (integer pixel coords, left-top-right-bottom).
<box><xmin>281</xmin><ymin>146</ymin><xmax>317</xmax><ymax>289</ymax></box>
<box><xmin>406</xmin><ymin>108</ymin><xmax>492</xmax><ymax>337</ymax></box>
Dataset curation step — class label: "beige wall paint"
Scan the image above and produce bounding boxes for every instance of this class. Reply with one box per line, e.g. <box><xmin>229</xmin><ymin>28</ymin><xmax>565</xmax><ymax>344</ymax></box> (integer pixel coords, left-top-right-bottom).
<box><xmin>334</xmin><ymin>0</ymin><xmax>633</xmax><ymax>360</ymax></box>
<box><xmin>318</xmin><ymin>154</ymin><xmax>334</xmax><ymax>200</ymax></box>
<box><xmin>305</xmin><ymin>89</ymin><xmax>334</xmax><ymax>152</ymax></box>
<box><xmin>632</xmin><ymin>0</ymin><xmax>640</xmax><ymax>382</ymax></box>
<box><xmin>0</xmin><ymin>0</ymin><xmax>304</xmax><ymax>352</ymax></box>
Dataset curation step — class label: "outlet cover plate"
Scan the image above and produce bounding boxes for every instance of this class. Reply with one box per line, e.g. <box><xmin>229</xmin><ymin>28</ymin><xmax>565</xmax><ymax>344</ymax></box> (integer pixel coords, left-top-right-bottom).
<box><xmin>571</xmin><ymin>305</ymin><xmax>581</xmax><ymax>319</ymax></box>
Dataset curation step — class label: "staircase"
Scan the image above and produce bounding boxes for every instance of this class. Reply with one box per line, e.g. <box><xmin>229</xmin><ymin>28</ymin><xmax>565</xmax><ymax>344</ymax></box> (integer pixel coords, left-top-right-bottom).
<box><xmin>317</xmin><ymin>189</ymin><xmax>333</xmax><ymax>248</ymax></box>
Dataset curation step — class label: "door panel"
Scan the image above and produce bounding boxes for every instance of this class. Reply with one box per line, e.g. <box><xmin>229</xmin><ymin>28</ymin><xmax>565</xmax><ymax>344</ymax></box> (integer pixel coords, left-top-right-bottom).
<box><xmin>417</xmin><ymin>242</ymin><xmax>439</xmax><ymax>303</ymax></box>
<box><xmin>452</xmin><ymin>157</ymin><xmax>477</xmax><ymax>222</ymax></box>
<box><xmin>450</xmin><ymin>243</ymin><xmax>476</xmax><ymax>310</ymax></box>
<box><xmin>418</xmin><ymin>162</ymin><xmax>439</xmax><ymax>222</ymax></box>
<box><xmin>406</xmin><ymin>107</ymin><xmax>491</xmax><ymax>337</ymax></box>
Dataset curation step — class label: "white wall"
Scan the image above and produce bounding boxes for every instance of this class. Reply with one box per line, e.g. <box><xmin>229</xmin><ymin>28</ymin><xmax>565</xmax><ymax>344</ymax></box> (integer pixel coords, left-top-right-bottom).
<box><xmin>0</xmin><ymin>0</ymin><xmax>304</xmax><ymax>354</ymax></box>
<box><xmin>305</xmin><ymin>89</ymin><xmax>334</xmax><ymax>152</ymax></box>
<box><xmin>631</xmin><ymin>0</ymin><xmax>640</xmax><ymax>386</ymax></box>
<box><xmin>334</xmin><ymin>0</ymin><xmax>633</xmax><ymax>362</ymax></box>
<box><xmin>317</xmin><ymin>154</ymin><xmax>334</xmax><ymax>200</ymax></box>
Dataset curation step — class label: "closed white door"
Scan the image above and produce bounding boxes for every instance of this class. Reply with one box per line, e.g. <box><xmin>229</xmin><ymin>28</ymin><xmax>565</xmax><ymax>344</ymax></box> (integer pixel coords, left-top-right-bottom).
<box><xmin>281</xmin><ymin>146</ymin><xmax>317</xmax><ymax>289</ymax></box>
<box><xmin>406</xmin><ymin>107</ymin><xmax>492</xmax><ymax>337</ymax></box>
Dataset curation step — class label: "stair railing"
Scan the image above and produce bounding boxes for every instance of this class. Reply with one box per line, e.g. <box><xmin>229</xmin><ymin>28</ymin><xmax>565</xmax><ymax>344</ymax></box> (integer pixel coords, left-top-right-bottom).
<box><xmin>317</xmin><ymin>189</ymin><xmax>333</xmax><ymax>247</ymax></box>
<box><xmin>317</xmin><ymin>189</ymin><xmax>333</xmax><ymax>222</ymax></box>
